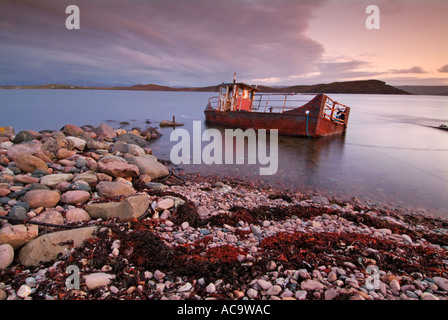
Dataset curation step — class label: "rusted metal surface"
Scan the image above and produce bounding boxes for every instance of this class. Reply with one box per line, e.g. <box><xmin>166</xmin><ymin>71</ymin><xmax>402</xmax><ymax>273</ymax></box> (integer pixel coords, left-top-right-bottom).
<box><xmin>205</xmin><ymin>92</ymin><xmax>351</xmax><ymax>138</ymax></box>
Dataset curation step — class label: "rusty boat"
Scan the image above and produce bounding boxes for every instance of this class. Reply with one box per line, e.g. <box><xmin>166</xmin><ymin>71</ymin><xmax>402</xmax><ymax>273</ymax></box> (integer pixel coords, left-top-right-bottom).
<box><xmin>204</xmin><ymin>78</ymin><xmax>351</xmax><ymax>138</ymax></box>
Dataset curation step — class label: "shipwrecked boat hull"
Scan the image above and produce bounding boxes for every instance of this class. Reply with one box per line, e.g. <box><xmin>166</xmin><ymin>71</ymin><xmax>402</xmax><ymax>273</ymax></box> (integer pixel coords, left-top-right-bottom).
<box><xmin>205</xmin><ymin>93</ymin><xmax>350</xmax><ymax>138</ymax></box>
<box><xmin>204</xmin><ymin>110</ymin><xmax>347</xmax><ymax>138</ymax></box>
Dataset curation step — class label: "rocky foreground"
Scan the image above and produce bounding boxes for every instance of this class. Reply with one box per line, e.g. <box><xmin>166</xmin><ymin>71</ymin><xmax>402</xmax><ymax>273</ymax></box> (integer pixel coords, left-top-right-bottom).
<box><xmin>0</xmin><ymin>124</ymin><xmax>447</xmax><ymax>301</ymax></box>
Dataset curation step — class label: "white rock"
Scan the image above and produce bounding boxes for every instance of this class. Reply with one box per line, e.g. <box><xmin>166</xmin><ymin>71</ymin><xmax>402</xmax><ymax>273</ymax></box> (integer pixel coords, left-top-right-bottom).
<box><xmin>421</xmin><ymin>292</ymin><xmax>439</xmax><ymax>300</ymax></box>
<box><xmin>311</xmin><ymin>196</ymin><xmax>329</xmax><ymax>205</ymax></box>
<box><xmin>295</xmin><ymin>290</ymin><xmax>307</xmax><ymax>300</ymax></box>
<box><xmin>154</xmin><ymin>270</ymin><xmax>165</xmax><ymax>281</ymax></box>
<box><xmin>217</xmin><ymin>185</ymin><xmax>232</xmax><ymax>194</ymax></box>
<box><xmin>257</xmin><ymin>279</ymin><xmax>272</xmax><ymax>291</ymax></box>
<box><xmin>66</xmin><ymin>136</ymin><xmax>86</xmax><ymax>151</ymax></box>
<box><xmin>251</xmin><ymin>225</ymin><xmax>262</xmax><ymax>235</ymax></box>
<box><xmin>311</xmin><ymin>221</ymin><xmax>322</xmax><ymax>228</ymax></box>
<box><xmin>300</xmin><ymin>279</ymin><xmax>324</xmax><ymax>291</ymax></box>
<box><xmin>17</xmin><ymin>285</ymin><xmax>32</xmax><ymax>298</ymax></box>
<box><xmin>111</xmin><ymin>240</ymin><xmax>121</xmax><ymax>250</ymax></box>
<box><xmin>178</xmin><ymin>282</ymin><xmax>192</xmax><ymax>292</ymax></box>
<box><xmin>206</xmin><ymin>283</ymin><xmax>216</xmax><ymax>294</ymax></box>
<box><xmin>0</xmin><ymin>141</ymin><xmax>13</xmax><ymax>149</ymax></box>
<box><xmin>156</xmin><ymin>283</ymin><xmax>165</xmax><ymax>293</ymax></box>
<box><xmin>298</xmin><ymin>269</ymin><xmax>310</xmax><ymax>279</ymax></box>
<box><xmin>25</xmin><ymin>277</ymin><xmax>37</xmax><ymax>287</ymax></box>
<box><xmin>84</xmin><ymin>273</ymin><xmax>115</xmax><ymax>290</ymax></box>
<box><xmin>247</xmin><ymin>288</ymin><xmax>258</xmax><ymax>299</ymax></box>
<box><xmin>181</xmin><ymin>221</ymin><xmax>189</xmax><ymax>230</ymax></box>
<box><xmin>40</xmin><ymin>173</ymin><xmax>74</xmax><ymax>188</ymax></box>
<box><xmin>156</xmin><ymin>198</ymin><xmax>175</xmax><ymax>211</ymax></box>
<box><xmin>160</xmin><ymin>210</ymin><xmax>171</xmax><ymax>220</ymax></box>
<box><xmin>378</xmin><ymin>228</ymin><xmax>392</xmax><ymax>235</ymax></box>
<box><xmin>266</xmin><ymin>285</ymin><xmax>282</xmax><ymax>296</ymax></box>
<box><xmin>101</xmin><ymin>265</ymin><xmax>112</xmax><ymax>272</ymax></box>
<box><xmin>197</xmin><ymin>206</ymin><xmax>210</xmax><ymax>219</ymax></box>
<box><xmin>280</xmin><ymin>289</ymin><xmax>294</xmax><ymax>298</ymax></box>
<box><xmin>110</xmin><ymin>286</ymin><xmax>119</xmax><ymax>294</ymax></box>
<box><xmin>401</xmin><ymin>234</ymin><xmax>413</xmax><ymax>244</ymax></box>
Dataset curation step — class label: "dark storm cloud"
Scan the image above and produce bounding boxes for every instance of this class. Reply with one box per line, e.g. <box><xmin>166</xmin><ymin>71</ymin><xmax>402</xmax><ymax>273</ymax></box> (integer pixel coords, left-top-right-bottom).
<box><xmin>0</xmin><ymin>0</ymin><xmax>327</xmax><ymax>86</ymax></box>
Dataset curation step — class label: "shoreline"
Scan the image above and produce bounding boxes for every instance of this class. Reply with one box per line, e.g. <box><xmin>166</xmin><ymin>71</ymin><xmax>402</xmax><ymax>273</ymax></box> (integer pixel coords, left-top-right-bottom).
<box><xmin>0</xmin><ymin>123</ymin><xmax>447</xmax><ymax>300</ymax></box>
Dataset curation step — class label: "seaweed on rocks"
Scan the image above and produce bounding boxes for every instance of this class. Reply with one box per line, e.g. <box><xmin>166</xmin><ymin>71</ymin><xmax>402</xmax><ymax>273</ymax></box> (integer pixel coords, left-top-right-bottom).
<box><xmin>74</xmin><ymin>221</ymin><xmax>260</xmax><ymax>289</ymax></box>
<box><xmin>121</xmin><ymin>230</ymin><xmax>178</xmax><ymax>271</ymax></box>
<box><xmin>204</xmin><ymin>203</ymin><xmax>448</xmax><ymax>247</ymax></box>
<box><xmin>259</xmin><ymin>231</ymin><xmax>448</xmax><ymax>278</ymax></box>
<box><xmin>340</xmin><ymin>210</ymin><xmax>448</xmax><ymax>247</ymax></box>
<box><xmin>267</xmin><ymin>193</ymin><xmax>293</xmax><ymax>203</ymax></box>
<box><xmin>206</xmin><ymin>205</ymin><xmax>335</xmax><ymax>227</ymax></box>
<box><xmin>169</xmin><ymin>195</ymin><xmax>201</xmax><ymax>228</ymax></box>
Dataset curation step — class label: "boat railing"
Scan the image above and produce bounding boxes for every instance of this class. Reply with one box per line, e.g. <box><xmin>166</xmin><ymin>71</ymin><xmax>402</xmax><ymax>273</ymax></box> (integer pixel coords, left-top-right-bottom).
<box><xmin>208</xmin><ymin>93</ymin><xmax>349</xmax><ymax>125</ymax></box>
<box><xmin>207</xmin><ymin>94</ymin><xmax>309</xmax><ymax>113</ymax></box>
<box><xmin>207</xmin><ymin>96</ymin><xmax>220</xmax><ymax>109</ymax></box>
<box><xmin>322</xmin><ymin>96</ymin><xmax>349</xmax><ymax>124</ymax></box>
<box><xmin>252</xmin><ymin>93</ymin><xmax>310</xmax><ymax>113</ymax></box>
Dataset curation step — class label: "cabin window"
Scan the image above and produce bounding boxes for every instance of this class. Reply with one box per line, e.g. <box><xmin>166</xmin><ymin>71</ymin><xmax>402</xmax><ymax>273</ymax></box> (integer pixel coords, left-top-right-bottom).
<box><xmin>221</xmin><ymin>86</ymin><xmax>227</xmax><ymax>95</ymax></box>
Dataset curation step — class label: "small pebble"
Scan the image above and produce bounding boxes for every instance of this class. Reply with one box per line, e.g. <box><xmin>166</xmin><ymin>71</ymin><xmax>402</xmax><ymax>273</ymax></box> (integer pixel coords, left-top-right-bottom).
<box><xmin>17</xmin><ymin>285</ymin><xmax>32</xmax><ymax>298</ymax></box>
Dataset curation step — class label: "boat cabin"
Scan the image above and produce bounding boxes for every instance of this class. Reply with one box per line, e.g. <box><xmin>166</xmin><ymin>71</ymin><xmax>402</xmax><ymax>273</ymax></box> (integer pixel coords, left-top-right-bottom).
<box><xmin>217</xmin><ymin>81</ymin><xmax>259</xmax><ymax>112</ymax></box>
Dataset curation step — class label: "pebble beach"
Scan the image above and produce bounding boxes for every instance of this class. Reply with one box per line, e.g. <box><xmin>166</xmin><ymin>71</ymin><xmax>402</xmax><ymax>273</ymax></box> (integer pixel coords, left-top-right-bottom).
<box><xmin>0</xmin><ymin>123</ymin><xmax>447</xmax><ymax>301</ymax></box>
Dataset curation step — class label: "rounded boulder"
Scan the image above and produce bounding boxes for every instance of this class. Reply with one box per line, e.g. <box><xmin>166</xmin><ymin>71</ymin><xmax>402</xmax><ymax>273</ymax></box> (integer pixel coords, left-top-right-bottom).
<box><xmin>60</xmin><ymin>190</ymin><xmax>91</xmax><ymax>205</ymax></box>
<box><xmin>23</xmin><ymin>189</ymin><xmax>61</xmax><ymax>209</ymax></box>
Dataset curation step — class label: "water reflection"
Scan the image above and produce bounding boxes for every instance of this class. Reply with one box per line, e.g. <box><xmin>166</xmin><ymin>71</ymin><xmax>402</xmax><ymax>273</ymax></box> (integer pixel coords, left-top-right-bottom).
<box><xmin>173</xmin><ymin>120</ymin><xmax>348</xmax><ymax>194</ymax></box>
<box><xmin>274</xmin><ymin>134</ymin><xmax>346</xmax><ymax>190</ymax></box>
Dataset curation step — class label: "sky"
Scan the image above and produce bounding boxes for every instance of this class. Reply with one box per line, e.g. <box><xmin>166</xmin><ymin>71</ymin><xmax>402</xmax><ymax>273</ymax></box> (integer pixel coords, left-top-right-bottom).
<box><xmin>0</xmin><ymin>0</ymin><xmax>447</xmax><ymax>87</ymax></box>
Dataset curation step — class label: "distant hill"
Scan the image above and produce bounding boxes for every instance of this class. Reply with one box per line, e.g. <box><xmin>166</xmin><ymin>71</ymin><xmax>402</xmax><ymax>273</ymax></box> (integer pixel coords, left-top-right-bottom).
<box><xmin>0</xmin><ymin>84</ymin><xmax>84</xmax><ymax>89</ymax></box>
<box><xmin>112</xmin><ymin>84</ymin><xmax>177</xmax><ymax>91</ymax></box>
<box><xmin>396</xmin><ymin>86</ymin><xmax>448</xmax><ymax>96</ymax></box>
<box><xmin>120</xmin><ymin>80</ymin><xmax>409</xmax><ymax>94</ymax></box>
<box><xmin>0</xmin><ymin>80</ymin><xmax>414</xmax><ymax>95</ymax></box>
<box><xmin>109</xmin><ymin>84</ymin><xmax>221</xmax><ymax>92</ymax></box>
<box><xmin>262</xmin><ymin>80</ymin><xmax>410</xmax><ymax>95</ymax></box>
<box><xmin>110</xmin><ymin>80</ymin><xmax>410</xmax><ymax>95</ymax></box>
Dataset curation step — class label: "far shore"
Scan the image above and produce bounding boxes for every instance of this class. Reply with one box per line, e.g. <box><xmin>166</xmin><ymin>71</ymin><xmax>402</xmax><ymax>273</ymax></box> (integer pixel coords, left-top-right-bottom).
<box><xmin>2</xmin><ymin>80</ymin><xmax>447</xmax><ymax>95</ymax></box>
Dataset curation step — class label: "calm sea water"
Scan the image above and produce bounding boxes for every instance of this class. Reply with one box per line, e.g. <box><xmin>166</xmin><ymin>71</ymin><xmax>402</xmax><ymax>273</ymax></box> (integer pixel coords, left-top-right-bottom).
<box><xmin>1</xmin><ymin>89</ymin><xmax>447</xmax><ymax>218</ymax></box>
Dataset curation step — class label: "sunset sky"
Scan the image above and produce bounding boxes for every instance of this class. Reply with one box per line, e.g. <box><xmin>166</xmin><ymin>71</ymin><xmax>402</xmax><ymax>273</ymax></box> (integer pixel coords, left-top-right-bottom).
<box><xmin>0</xmin><ymin>0</ymin><xmax>447</xmax><ymax>87</ymax></box>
